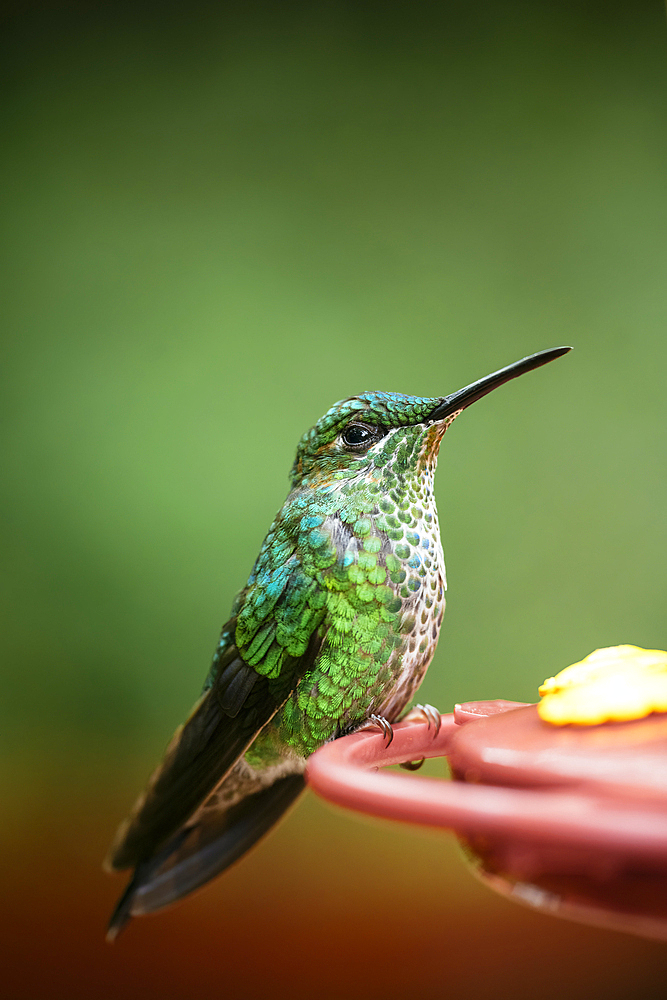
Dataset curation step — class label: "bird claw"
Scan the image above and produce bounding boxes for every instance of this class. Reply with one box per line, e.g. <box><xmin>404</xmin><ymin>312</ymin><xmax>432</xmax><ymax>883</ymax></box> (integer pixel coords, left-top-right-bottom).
<box><xmin>356</xmin><ymin>714</ymin><xmax>394</xmax><ymax>746</ymax></box>
<box><xmin>402</xmin><ymin>703</ymin><xmax>442</xmax><ymax>737</ymax></box>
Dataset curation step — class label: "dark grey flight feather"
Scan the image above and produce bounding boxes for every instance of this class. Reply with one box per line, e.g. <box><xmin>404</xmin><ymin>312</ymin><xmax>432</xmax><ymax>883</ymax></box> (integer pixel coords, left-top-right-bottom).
<box><xmin>106</xmin><ymin>621</ymin><xmax>323</xmax><ymax>939</ymax></box>
<box><xmin>107</xmin><ymin>773</ymin><xmax>305</xmax><ymax>941</ymax></box>
<box><xmin>106</xmin><ymin>657</ymin><xmax>283</xmax><ymax>872</ymax></box>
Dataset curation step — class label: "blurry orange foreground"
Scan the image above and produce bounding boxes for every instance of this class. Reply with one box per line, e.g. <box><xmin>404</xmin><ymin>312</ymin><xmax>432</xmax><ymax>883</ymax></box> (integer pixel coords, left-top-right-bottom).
<box><xmin>307</xmin><ymin>700</ymin><xmax>667</xmax><ymax>941</ymax></box>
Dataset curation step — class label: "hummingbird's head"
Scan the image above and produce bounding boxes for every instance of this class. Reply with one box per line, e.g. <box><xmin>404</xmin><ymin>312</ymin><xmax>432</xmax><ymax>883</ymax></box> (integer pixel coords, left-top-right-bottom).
<box><xmin>289</xmin><ymin>347</ymin><xmax>571</xmax><ymax>490</ymax></box>
<box><xmin>290</xmin><ymin>392</ymin><xmax>444</xmax><ymax>489</ymax></box>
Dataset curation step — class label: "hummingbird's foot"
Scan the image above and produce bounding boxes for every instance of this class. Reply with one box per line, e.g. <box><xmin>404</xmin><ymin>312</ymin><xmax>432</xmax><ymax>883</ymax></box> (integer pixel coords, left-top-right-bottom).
<box><xmin>402</xmin><ymin>703</ymin><xmax>442</xmax><ymax>737</ymax></box>
<box><xmin>355</xmin><ymin>714</ymin><xmax>394</xmax><ymax>747</ymax></box>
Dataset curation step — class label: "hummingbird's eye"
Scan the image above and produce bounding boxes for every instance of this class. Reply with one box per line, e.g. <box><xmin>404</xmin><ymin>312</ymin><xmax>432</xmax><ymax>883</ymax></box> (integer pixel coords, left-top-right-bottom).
<box><xmin>341</xmin><ymin>422</ymin><xmax>381</xmax><ymax>450</ymax></box>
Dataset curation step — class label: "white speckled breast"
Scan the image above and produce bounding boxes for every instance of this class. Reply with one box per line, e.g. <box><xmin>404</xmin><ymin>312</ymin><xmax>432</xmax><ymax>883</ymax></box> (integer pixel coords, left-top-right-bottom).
<box><xmin>375</xmin><ymin>459</ymin><xmax>447</xmax><ymax>722</ymax></box>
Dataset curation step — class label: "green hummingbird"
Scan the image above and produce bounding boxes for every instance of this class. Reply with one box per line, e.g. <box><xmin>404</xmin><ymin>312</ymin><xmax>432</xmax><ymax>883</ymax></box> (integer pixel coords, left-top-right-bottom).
<box><xmin>105</xmin><ymin>346</ymin><xmax>570</xmax><ymax>938</ymax></box>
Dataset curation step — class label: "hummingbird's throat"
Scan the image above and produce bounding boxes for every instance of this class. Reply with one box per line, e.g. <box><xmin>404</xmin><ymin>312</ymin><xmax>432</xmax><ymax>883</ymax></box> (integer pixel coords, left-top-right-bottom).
<box><xmin>419</xmin><ymin>411</ymin><xmax>461</xmax><ymax>469</ymax></box>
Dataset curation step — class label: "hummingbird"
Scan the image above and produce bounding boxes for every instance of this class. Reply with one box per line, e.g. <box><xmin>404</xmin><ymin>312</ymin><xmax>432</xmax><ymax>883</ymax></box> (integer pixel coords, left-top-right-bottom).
<box><xmin>105</xmin><ymin>346</ymin><xmax>570</xmax><ymax>939</ymax></box>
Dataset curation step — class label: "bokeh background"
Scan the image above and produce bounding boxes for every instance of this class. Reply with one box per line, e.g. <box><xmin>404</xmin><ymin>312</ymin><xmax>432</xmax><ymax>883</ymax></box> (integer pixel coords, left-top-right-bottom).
<box><xmin>3</xmin><ymin>1</ymin><xmax>667</xmax><ymax>996</ymax></box>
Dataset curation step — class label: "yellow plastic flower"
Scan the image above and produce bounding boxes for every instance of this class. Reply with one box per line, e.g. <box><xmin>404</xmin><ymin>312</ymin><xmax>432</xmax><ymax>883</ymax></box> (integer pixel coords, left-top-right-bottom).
<box><xmin>538</xmin><ymin>645</ymin><xmax>667</xmax><ymax>725</ymax></box>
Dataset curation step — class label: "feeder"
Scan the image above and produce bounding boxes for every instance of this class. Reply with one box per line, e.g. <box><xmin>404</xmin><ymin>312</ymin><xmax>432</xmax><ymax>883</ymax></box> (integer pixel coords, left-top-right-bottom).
<box><xmin>307</xmin><ymin>647</ymin><xmax>667</xmax><ymax>941</ymax></box>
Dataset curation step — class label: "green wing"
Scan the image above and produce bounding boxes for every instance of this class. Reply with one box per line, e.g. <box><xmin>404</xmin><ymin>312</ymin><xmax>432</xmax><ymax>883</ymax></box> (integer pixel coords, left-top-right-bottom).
<box><xmin>106</xmin><ymin>539</ymin><xmax>327</xmax><ymax>875</ymax></box>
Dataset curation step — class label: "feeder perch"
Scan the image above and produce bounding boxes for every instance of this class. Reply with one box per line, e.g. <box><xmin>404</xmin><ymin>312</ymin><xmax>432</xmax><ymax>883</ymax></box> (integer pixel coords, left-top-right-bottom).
<box><xmin>307</xmin><ymin>678</ymin><xmax>667</xmax><ymax>941</ymax></box>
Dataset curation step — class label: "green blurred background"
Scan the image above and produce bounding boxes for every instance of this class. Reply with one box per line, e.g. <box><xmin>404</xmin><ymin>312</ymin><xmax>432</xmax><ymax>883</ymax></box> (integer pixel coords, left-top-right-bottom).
<box><xmin>2</xmin><ymin>1</ymin><xmax>667</xmax><ymax>996</ymax></box>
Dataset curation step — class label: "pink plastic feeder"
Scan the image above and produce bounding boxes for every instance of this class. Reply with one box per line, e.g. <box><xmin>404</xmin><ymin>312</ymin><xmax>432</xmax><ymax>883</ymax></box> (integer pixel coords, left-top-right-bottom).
<box><xmin>306</xmin><ymin>701</ymin><xmax>667</xmax><ymax>941</ymax></box>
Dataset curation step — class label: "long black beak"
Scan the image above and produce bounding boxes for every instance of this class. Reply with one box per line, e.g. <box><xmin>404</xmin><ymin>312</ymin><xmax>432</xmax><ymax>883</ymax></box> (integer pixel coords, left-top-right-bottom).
<box><xmin>428</xmin><ymin>346</ymin><xmax>572</xmax><ymax>422</ymax></box>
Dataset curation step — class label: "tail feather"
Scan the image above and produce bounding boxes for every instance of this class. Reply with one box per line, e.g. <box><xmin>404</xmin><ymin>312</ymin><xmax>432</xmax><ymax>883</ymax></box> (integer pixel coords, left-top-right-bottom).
<box><xmin>107</xmin><ymin>773</ymin><xmax>305</xmax><ymax>941</ymax></box>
